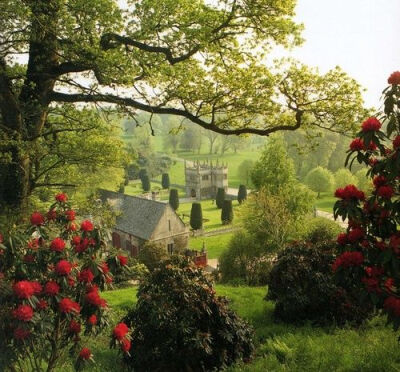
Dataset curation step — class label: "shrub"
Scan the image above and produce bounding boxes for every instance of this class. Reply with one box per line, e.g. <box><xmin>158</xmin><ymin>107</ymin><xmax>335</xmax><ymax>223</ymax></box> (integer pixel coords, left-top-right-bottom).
<box><xmin>0</xmin><ymin>193</ymin><xmax>130</xmax><ymax>371</ymax></box>
<box><xmin>238</xmin><ymin>184</ymin><xmax>247</xmax><ymax>204</ymax></box>
<box><xmin>304</xmin><ymin>166</ymin><xmax>334</xmax><ymax>198</ymax></box>
<box><xmin>138</xmin><ymin>168</ymin><xmax>147</xmax><ymax>181</ymax></box>
<box><xmin>267</xmin><ymin>241</ymin><xmax>372</xmax><ymax>325</ymax></box>
<box><xmin>221</xmin><ymin>199</ymin><xmax>234</xmax><ymax>224</ymax></box>
<box><xmin>301</xmin><ymin>217</ymin><xmax>343</xmax><ymax>244</ymax></box>
<box><xmin>141</xmin><ymin>174</ymin><xmax>150</xmax><ymax>192</ymax></box>
<box><xmin>190</xmin><ymin>202</ymin><xmax>203</xmax><ymax>230</ymax></box>
<box><xmin>137</xmin><ymin>242</ymin><xmax>168</xmax><ymax>271</ymax></box>
<box><xmin>161</xmin><ymin>173</ymin><xmax>170</xmax><ymax>189</ymax></box>
<box><xmin>121</xmin><ymin>256</ymin><xmax>254</xmax><ymax>371</ymax></box>
<box><xmin>168</xmin><ymin>188</ymin><xmax>179</xmax><ymax>211</ymax></box>
<box><xmin>216</xmin><ymin>187</ymin><xmax>225</xmax><ymax>209</ymax></box>
<box><xmin>219</xmin><ymin>231</ymin><xmax>271</xmax><ymax>285</ymax></box>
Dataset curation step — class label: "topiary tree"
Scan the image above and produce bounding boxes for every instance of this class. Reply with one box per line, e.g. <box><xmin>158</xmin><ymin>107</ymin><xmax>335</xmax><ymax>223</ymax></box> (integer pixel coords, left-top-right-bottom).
<box><xmin>216</xmin><ymin>187</ymin><xmax>225</xmax><ymax>209</ymax></box>
<box><xmin>304</xmin><ymin>166</ymin><xmax>334</xmax><ymax>198</ymax></box>
<box><xmin>138</xmin><ymin>168</ymin><xmax>148</xmax><ymax>181</ymax></box>
<box><xmin>0</xmin><ymin>193</ymin><xmax>130</xmax><ymax>371</ymax></box>
<box><xmin>141</xmin><ymin>175</ymin><xmax>151</xmax><ymax>192</ymax></box>
<box><xmin>237</xmin><ymin>184</ymin><xmax>247</xmax><ymax>204</ymax></box>
<box><xmin>221</xmin><ymin>200</ymin><xmax>234</xmax><ymax>225</ymax></box>
<box><xmin>190</xmin><ymin>203</ymin><xmax>203</xmax><ymax>230</ymax></box>
<box><xmin>118</xmin><ymin>183</ymin><xmax>125</xmax><ymax>193</ymax></box>
<box><xmin>168</xmin><ymin>189</ymin><xmax>179</xmax><ymax>211</ymax></box>
<box><xmin>121</xmin><ymin>256</ymin><xmax>254</xmax><ymax>371</ymax></box>
<box><xmin>161</xmin><ymin>173</ymin><xmax>170</xmax><ymax>189</ymax></box>
<box><xmin>267</xmin><ymin>241</ymin><xmax>371</xmax><ymax>325</ymax></box>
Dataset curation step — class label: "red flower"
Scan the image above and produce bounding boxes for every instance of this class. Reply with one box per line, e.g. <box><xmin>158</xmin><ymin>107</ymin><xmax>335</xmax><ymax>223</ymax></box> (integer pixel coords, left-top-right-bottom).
<box><xmin>67</xmin><ymin>222</ymin><xmax>77</xmax><ymax>232</ymax></box>
<box><xmin>334</xmin><ymin>185</ymin><xmax>365</xmax><ymax>201</ymax></box>
<box><xmin>79</xmin><ymin>347</ymin><xmax>92</xmax><ymax>360</ymax></box>
<box><xmin>44</xmin><ymin>281</ymin><xmax>60</xmax><ymax>296</ymax></box>
<box><xmin>78</xmin><ymin>268</ymin><xmax>94</xmax><ymax>283</ymax></box>
<box><xmin>385</xmin><ymin>278</ymin><xmax>395</xmax><ymax>292</ymax></box>
<box><xmin>55</xmin><ymin>260</ymin><xmax>72</xmax><ymax>276</ymax></box>
<box><xmin>30</xmin><ymin>212</ymin><xmax>45</xmax><ymax>226</ymax></box>
<box><xmin>377</xmin><ymin>185</ymin><xmax>394</xmax><ymax>199</ymax></box>
<box><xmin>13</xmin><ymin>281</ymin><xmax>35</xmax><ymax>299</ymax></box>
<box><xmin>100</xmin><ymin>262</ymin><xmax>109</xmax><ymax>274</ymax></box>
<box><xmin>59</xmin><ymin>298</ymin><xmax>81</xmax><ymax>314</ymax></box>
<box><xmin>88</xmin><ymin>314</ymin><xmax>97</xmax><ymax>325</ymax></box>
<box><xmin>55</xmin><ymin>193</ymin><xmax>68</xmax><ymax>203</ymax></box>
<box><xmin>336</xmin><ymin>233</ymin><xmax>348</xmax><ymax>245</ymax></box>
<box><xmin>27</xmin><ymin>238</ymin><xmax>39</xmax><ymax>250</ymax></box>
<box><xmin>361</xmin><ymin>117</ymin><xmax>382</xmax><ymax>132</ymax></box>
<box><xmin>72</xmin><ymin>236</ymin><xmax>81</xmax><ymax>246</ymax></box>
<box><xmin>13</xmin><ymin>327</ymin><xmax>31</xmax><ymax>340</ymax></box>
<box><xmin>349</xmin><ymin>138</ymin><xmax>365</xmax><ymax>151</ymax></box>
<box><xmin>113</xmin><ymin>323</ymin><xmax>129</xmax><ymax>340</ymax></box>
<box><xmin>388</xmin><ymin>71</ymin><xmax>400</xmax><ymax>85</ymax></box>
<box><xmin>31</xmin><ymin>281</ymin><xmax>42</xmax><ymax>294</ymax></box>
<box><xmin>332</xmin><ymin>251</ymin><xmax>364</xmax><ymax>272</ymax></box>
<box><xmin>347</xmin><ymin>228</ymin><xmax>364</xmax><ymax>243</ymax></box>
<box><xmin>362</xmin><ymin>276</ymin><xmax>381</xmax><ymax>293</ymax></box>
<box><xmin>118</xmin><ymin>255</ymin><xmax>128</xmax><ymax>266</ymax></box>
<box><xmin>69</xmin><ymin>319</ymin><xmax>81</xmax><ymax>334</ymax></box>
<box><xmin>121</xmin><ymin>338</ymin><xmax>131</xmax><ymax>353</ymax></box>
<box><xmin>50</xmin><ymin>237</ymin><xmax>66</xmax><ymax>252</ymax></box>
<box><xmin>393</xmin><ymin>136</ymin><xmax>400</xmax><ymax>149</ymax></box>
<box><xmin>47</xmin><ymin>209</ymin><xmax>57</xmax><ymax>221</ymax></box>
<box><xmin>23</xmin><ymin>254</ymin><xmax>35</xmax><ymax>263</ymax></box>
<box><xmin>81</xmin><ymin>220</ymin><xmax>94</xmax><ymax>232</ymax></box>
<box><xmin>37</xmin><ymin>299</ymin><xmax>48</xmax><ymax>310</ymax></box>
<box><xmin>68</xmin><ymin>276</ymin><xmax>76</xmax><ymax>287</ymax></box>
<box><xmin>85</xmin><ymin>286</ymin><xmax>103</xmax><ymax>307</ymax></box>
<box><xmin>13</xmin><ymin>304</ymin><xmax>34</xmax><ymax>322</ymax></box>
<box><xmin>384</xmin><ymin>296</ymin><xmax>400</xmax><ymax>316</ymax></box>
<box><xmin>373</xmin><ymin>175</ymin><xmax>387</xmax><ymax>188</ymax></box>
<box><xmin>65</xmin><ymin>210</ymin><xmax>76</xmax><ymax>221</ymax></box>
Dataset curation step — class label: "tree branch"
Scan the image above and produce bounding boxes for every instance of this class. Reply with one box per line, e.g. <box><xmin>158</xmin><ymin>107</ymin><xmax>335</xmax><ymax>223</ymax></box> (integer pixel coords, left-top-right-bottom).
<box><xmin>49</xmin><ymin>91</ymin><xmax>303</xmax><ymax>136</ymax></box>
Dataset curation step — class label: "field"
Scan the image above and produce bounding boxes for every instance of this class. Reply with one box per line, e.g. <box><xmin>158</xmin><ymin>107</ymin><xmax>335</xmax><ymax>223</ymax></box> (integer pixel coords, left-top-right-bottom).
<box><xmin>189</xmin><ymin>232</ymin><xmax>234</xmax><ymax>258</ymax></box>
<box><xmin>178</xmin><ymin>199</ymin><xmax>242</xmax><ymax>231</ymax></box>
<box><xmin>52</xmin><ymin>285</ymin><xmax>400</xmax><ymax>371</ymax></box>
<box><xmin>315</xmin><ymin>192</ymin><xmax>336</xmax><ymax>213</ymax></box>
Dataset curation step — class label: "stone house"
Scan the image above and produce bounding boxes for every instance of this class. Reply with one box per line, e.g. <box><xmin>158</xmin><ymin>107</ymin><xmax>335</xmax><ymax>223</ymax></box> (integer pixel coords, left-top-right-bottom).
<box><xmin>99</xmin><ymin>189</ymin><xmax>189</xmax><ymax>256</ymax></box>
<box><xmin>184</xmin><ymin>159</ymin><xmax>228</xmax><ymax>200</ymax></box>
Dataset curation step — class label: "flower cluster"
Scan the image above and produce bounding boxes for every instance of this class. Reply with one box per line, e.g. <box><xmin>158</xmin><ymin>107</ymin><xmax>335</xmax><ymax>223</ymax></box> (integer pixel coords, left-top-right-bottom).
<box><xmin>332</xmin><ymin>251</ymin><xmax>364</xmax><ymax>272</ymax></box>
<box><xmin>112</xmin><ymin>322</ymin><xmax>131</xmax><ymax>354</ymax></box>
<box><xmin>334</xmin><ymin>184</ymin><xmax>365</xmax><ymax>201</ymax></box>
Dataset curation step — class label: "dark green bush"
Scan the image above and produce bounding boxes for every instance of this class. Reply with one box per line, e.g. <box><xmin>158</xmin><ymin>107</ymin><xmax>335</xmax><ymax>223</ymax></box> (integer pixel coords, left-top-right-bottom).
<box><xmin>267</xmin><ymin>241</ymin><xmax>372</xmax><ymax>325</ymax></box>
<box><xmin>161</xmin><ymin>173</ymin><xmax>170</xmax><ymax>189</ymax></box>
<box><xmin>216</xmin><ymin>187</ymin><xmax>225</xmax><ymax>209</ymax></box>
<box><xmin>141</xmin><ymin>174</ymin><xmax>150</xmax><ymax>191</ymax></box>
<box><xmin>122</xmin><ymin>257</ymin><xmax>254</xmax><ymax>372</ymax></box>
<box><xmin>190</xmin><ymin>202</ymin><xmax>203</xmax><ymax>230</ymax></box>
<box><xmin>301</xmin><ymin>217</ymin><xmax>343</xmax><ymax>243</ymax></box>
<box><xmin>221</xmin><ymin>199</ymin><xmax>233</xmax><ymax>224</ymax></box>
<box><xmin>168</xmin><ymin>188</ymin><xmax>179</xmax><ymax>211</ymax></box>
<box><xmin>238</xmin><ymin>184</ymin><xmax>247</xmax><ymax>204</ymax></box>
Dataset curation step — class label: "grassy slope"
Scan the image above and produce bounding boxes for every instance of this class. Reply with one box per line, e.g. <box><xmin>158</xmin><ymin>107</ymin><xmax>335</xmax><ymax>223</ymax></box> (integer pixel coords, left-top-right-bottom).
<box><xmin>189</xmin><ymin>232</ymin><xmax>234</xmax><ymax>259</ymax></box>
<box><xmin>315</xmin><ymin>192</ymin><xmax>336</xmax><ymax>213</ymax></box>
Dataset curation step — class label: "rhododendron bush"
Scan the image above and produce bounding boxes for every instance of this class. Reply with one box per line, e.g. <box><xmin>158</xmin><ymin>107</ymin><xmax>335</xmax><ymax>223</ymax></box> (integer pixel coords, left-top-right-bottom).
<box><xmin>0</xmin><ymin>193</ymin><xmax>130</xmax><ymax>371</ymax></box>
<box><xmin>334</xmin><ymin>71</ymin><xmax>400</xmax><ymax>329</ymax></box>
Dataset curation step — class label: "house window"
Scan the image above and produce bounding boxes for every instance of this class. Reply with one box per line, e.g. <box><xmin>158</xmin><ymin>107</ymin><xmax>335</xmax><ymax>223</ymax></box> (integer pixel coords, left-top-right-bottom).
<box><xmin>167</xmin><ymin>243</ymin><xmax>174</xmax><ymax>255</ymax></box>
<box><xmin>112</xmin><ymin>232</ymin><xmax>121</xmax><ymax>248</ymax></box>
<box><xmin>202</xmin><ymin>175</ymin><xmax>209</xmax><ymax>180</ymax></box>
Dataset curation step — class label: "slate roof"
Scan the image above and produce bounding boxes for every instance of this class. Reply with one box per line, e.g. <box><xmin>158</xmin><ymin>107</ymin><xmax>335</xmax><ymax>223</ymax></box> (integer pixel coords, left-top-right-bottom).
<box><xmin>98</xmin><ymin>189</ymin><xmax>169</xmax><ymax>240</ymax></box>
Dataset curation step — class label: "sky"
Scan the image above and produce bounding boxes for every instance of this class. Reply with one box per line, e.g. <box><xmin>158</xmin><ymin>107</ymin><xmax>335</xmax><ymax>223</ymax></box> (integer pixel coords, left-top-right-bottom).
<box><xmin>288</xmin><ymin>0</ymin><xmax>400</xmax><ymax>108</ymax></box>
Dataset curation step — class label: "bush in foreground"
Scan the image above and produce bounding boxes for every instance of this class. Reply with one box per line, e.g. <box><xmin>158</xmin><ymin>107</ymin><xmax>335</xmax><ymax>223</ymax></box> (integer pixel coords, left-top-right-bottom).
<box><xmin>122</xmin><ymin>257</ymin><xmax>254</xmax><ymax>371</ymax></box>
<box><xmin>267</xmin><ymin>241</ymin><xmax>372</xmax><ymax>325</ymax></box>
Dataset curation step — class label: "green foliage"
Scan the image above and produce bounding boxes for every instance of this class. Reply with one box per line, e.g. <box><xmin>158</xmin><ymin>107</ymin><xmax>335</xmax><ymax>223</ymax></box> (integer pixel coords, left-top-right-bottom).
<box><xmin>216</xmin><ymin>187</ymin><xmax>225</xmax><ymax>209</ymax></box>
<box><xmin>267</xmin><ymin>241</ymin><xmax>371</xmax><ymax>325</ymax></box>
<box><xmin>237</xmin><ymin>160</ymin><xmax>255</xmax><ymax>186</ymax></box>
<box><xmin>190</xmin><ymin>202</ymin><xmax>203</xmax><ymax>230</ymax></box>
<box><xmin>137</xmin><ymin>242</ymin><xmax>168</xmax><ymax>272</ymax></box>
<box><xmin>300</xmin><ymin>217</ymin><xmax>343</xmax><ymax>244</ymax></box>
<box><xmin>161</xmin><ymin>173</ymin><xmax>170</xmax><ymax>189</ymax></box>
<box><xmin>122</xmin><ymin>257</ymin><xmax>254</xmax><ymax>372</ymax></box>
<box><xmin>355</xmin><ymin>168</ymin><xmax>372</xmax><ymax>193</ymax></box>
<box><xmin>221</xmin><ymin>199</ymin><xmax>234</xmax><ymax>225</ymax></box>
<box><xmin>219</xmin><ymin>231</ymin><xmax>272</xmax><ymax>285</ymax></box>
<box><xmin>304</xmin><ymin>166</ymin><xmax>334</xmax><ymax>197</ymax></box>
<box><xmin>334</xmin><ymin>168</ymin><xmax>357</xmax><ymax>189</ymax></box>
<box><xmin>140</xmin><ymin>174</ymin><xmax>150</xmax><ymax>192</ymax></box>
<box><xmin>251</xmin><ymin>136</ymin><xmax>295</xmax><ymax>192</ymax></box>
<box><xmin>168</xmin><ymin>188</ymin><xmax>179</xmax><ymax>211</ymax></box>
<box><xmin>238</xmin><ymin>184</ymin><xmax>247</xmax><ymax>204</ymax></box>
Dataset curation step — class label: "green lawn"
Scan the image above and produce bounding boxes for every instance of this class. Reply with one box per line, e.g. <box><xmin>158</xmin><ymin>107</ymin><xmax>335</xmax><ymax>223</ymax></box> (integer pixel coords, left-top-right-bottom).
<box><xmin>189</xmin><ymin>232</ymin><xmax>234</xmax><ymax>259</ymax></box>
<box><xmin>315</xmin><ymin>192</ymin><xmax>336</xmax><ymax>213</ymax></box>
<box><xmin>178</xmin><ymin>199</ymin><xmax>242</xmax><ymax>231</ymax></box>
